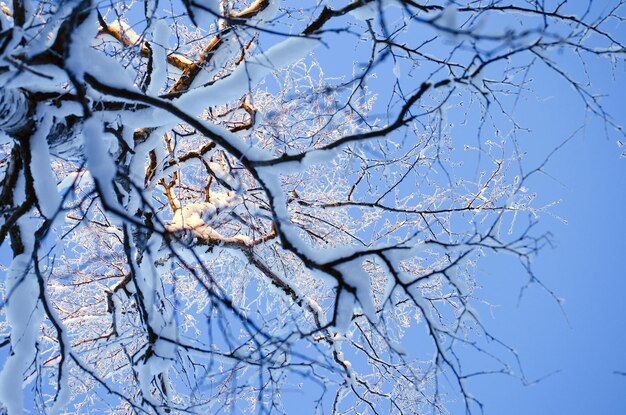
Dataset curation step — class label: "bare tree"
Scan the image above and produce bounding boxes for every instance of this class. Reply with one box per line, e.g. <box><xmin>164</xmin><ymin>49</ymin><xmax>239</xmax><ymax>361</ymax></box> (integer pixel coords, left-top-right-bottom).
<box><xmin>0</xmin><ymin>0</ymin><xmax>623</xmax><ymax>413</ymax></box>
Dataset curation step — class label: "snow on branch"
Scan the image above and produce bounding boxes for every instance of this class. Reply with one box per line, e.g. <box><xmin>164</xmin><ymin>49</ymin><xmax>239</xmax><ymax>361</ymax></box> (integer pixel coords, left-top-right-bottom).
<box><xmin>0</xmin><ymin>0</ymin><xmax>623</xmax><ymax>414</ymax></box>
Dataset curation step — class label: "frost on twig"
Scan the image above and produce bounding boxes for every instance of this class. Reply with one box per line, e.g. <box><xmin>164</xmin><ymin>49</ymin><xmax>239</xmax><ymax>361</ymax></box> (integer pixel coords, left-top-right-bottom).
<box><xmin>0</xmin><ymin>1</ymin><xmax>623</xmax><ymax>414</ymax></box>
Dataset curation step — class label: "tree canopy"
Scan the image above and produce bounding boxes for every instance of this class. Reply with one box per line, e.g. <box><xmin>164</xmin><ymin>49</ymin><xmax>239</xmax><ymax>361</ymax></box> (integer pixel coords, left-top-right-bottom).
<box><xmin>0</xmin><ymin>0</ymin><xmax>624</xmax><ymax>414</ymax></box>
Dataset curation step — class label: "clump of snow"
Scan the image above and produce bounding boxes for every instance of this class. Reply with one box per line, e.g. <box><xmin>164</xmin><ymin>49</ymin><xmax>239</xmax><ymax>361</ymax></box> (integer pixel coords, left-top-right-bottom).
<box><xmin>334</xmin><ymin>290</ymin><xmax>355</xmax><ymax>333</ymax></box>
<box><xmin>349</xmin><ymin>0</ymin><xmax>403</xmax><ymax>22</ymax></box>
<box><xmin>147</xmin><ymin>19</ymin><xmax>170</xmax><ymax>95</ymax></box>
<box><xmin>144</xmin><ymin>0</ymin><xmax>157</xmax><ymax>23</ymax></box>
<box><xmin>83</xmin><ymin>118</ymin><xmax>115</xmax><ymax>183</ymax></box>
<box><xmin>166</xmin><ymin>194</ymin><xmax>250</xmax><ymax>244</ymax></box>
<box><xmin>30</xmin><ymin>115</ymin><xmax>61</xmax><ymax>218</ymax></box>
<box><xmin>177</xmin><ymin>36</ymin><xmax>318</xmax><ymax>115</ymax></box>
<box><xmin>107</xmin><ymin>20</ymin><xmax>141</xmax><ymax>44</ymax></box>
<box><xmin>82</xmin><ymin>118</ymin><xmax>119</xmax><ymax>209</ymax></box>
<box><xmin>65</xmin><ymin>11</ymin><xmax>137</xmax><ymax>90</ymax></box>
<box><xmin>0</xmin><ymin>250</ymin><xmax>42</xmax><ymax>414</ymax></box>
<box><xmin>338</xmin><ymin>261</ymin><xmax>377</xmax><ymax>322</ymax></box>
<box><xmin>349</xmin><ymin>1</ymin><xmax>380</xmax><ymax>21</ymax></box>
<box><xmin>392</xmin><ymin>59</ymin><xmax>401</xmax><ymax>78</ymax></box>
<box><xmin>244</xmin><ymin>0</ymin><xmax>279</xmax><ymax>25</ymax></box>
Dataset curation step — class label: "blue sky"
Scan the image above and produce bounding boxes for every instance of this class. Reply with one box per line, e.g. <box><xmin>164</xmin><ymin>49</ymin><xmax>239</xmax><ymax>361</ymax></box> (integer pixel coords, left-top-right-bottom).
<box><xmin>460</xmin><ymin>45</ymin><xmax>626</xmax><ymax>413</ymax></box>
<box><xmin>2</xmin><ymin>2</ymin><xmax>624</xmax><ymax>413</ymax></box>
<box><xmin>307</xmin><ymin>2</ymin><xmax>626</xmax><ymax>413</ymax></box>
<box><xmin>469</xmin><ymin>9</ymin><xmax>624</xmax><ymax>415</ymax></box>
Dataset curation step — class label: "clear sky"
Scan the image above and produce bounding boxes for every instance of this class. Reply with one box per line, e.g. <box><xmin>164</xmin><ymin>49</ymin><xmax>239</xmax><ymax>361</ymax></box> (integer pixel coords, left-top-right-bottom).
<box><xmin>463</xmin><ymin>66</ymin><xmax>626</xmax><ymax>413</ymax></box>
<box><xmin>309</xmin><ymin>2</ymin><xmax>626</xmax><ymax>413</ymax></box>
<box><xmin>2</xmin><ymin>2</ymin><xmax>624</xmax><ymax>413</ymax></box>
